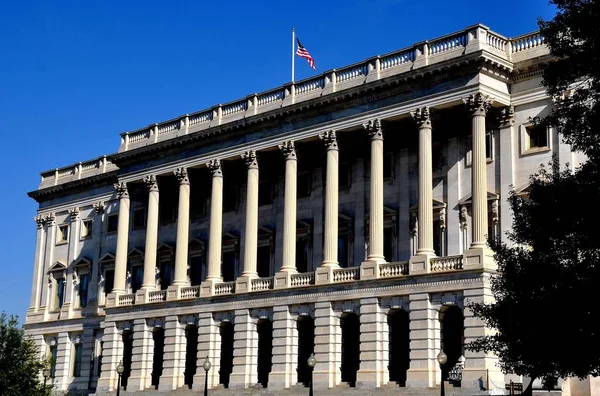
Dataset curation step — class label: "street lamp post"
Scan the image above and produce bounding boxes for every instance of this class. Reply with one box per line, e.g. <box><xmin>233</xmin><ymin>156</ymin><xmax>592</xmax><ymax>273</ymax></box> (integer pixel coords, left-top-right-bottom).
<box><xmin>307</xmin><ymin>353</ymin><xmax>316</xmax><ymax>396</ymax></box>
<box><xmin>41</xmin><ymin>367</ymin><xmax>50</xmax><ymax>396</ymax></box>
<box><xmin>203</xmin><ymin>356</ymin><xmax>212</xmax><ymax>396</ymax></box>
<box><xmin>437</xmin><ymin>351</ymin><xmax>448</xmax><ymax>396</ymax></box>
<box><xmin>116</xmin><ymin>360</ymin><xmax>124</xmax><ymax>396</ymax></box>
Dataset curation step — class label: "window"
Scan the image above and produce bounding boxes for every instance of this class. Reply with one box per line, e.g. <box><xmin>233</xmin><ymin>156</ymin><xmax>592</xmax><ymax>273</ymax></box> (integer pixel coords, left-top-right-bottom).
<box><xmin>160</xmin><ymin>206</ymin><xmax>176</xmax><ymax>225</ymax></box>
<box><xmin>259</xmin><ymin>180</ymin><xmax>273</xmax><ymax>206</ymax></box>
<box><xmin>159</xmin><ymin>261</ymin><xmax>173</xmax><ymax>290</ymax></box>
<box><xmin>189</xmin><ymin>255</ymin><xmax>204</xmax><ymax>286</ymax></box>
<box><xmin>55</xmin><ymin>278</ymin><xmax>65</xmax><ymax>310</ymax></box>
<box><xmin>79</xmin><ymin>274</ymin><xmax>90</xmax><ymax>308</ymax></box>
<box><xmin>190</xmin><ymin>189</ymin><xmax>207</xmax><ymax>219</ymax></box>
<box><xmin>49</xmin><ymin>343</ymin><xmax>58</xmax><ymax>378</ymax></box>
<box><xmin>432</xmin><ymin>143</ymin><xmax>444</xmax><ymax>170</ymax></box>
<box><xmin>465</xmin><ymin>132</ymin><xmax>494</xmax><ymax>166</ymax></box>
<box><xmin>257</xmin><ymin>245</ymin><xmax>271</xmax><ymax>277</ymax></box>
<box><xmin>222</xmin><ymin>251</ymin><xmax>236</xmax><ymax>282</ymax></box>
<box><xmin>298</xmin><ymin>171</ymin><xmax>311</xmax><ymax>198</ymax></box>
<box><xmin>223</xmin><ymin>186</ymin><xmax>238</xmax><ymax>212</ymax></box>
<box><xmin>296</xmin><ymin>239</ymin><xmax>309</xmax><ymax>273</ymax></box>
<box><xmin>433</xmin><ymin>219</ymin><xmax>442</xmax><ymax>256</ymax></box>
<box><xmin>104</xmin><ymin>270</ymin><xmax>114</xmax><ymax>295</ymax></box>
<box><xmin>383</xmin><ymin>152</ymin><xmax>394</xmax><ymax>180</ymax></box>
<box><xmin>131</xmin><ymin>266</ymin><xmax>143</xmax><ymax>293</ymax></box>
<box><xmin>384</xmin><ymin>227</ymin><xmax>394</xmax><ymax>262</ymax></box>
<box><xmin>80</xmin><ymin>220</ymin><xmax>92</xmax><ymax>239</ymax></box>
<box><xmin>527</xmin><ymin>124</ymin><xmax>549</xmax><ymax>149</ymax></box>
<box><xmin>338</xmin><ymin>234</ymin><xmax>350</xmax><ymax>268</ymax></box>
<box><xmin>57</xmin><ymin>225</ymin><xmax>69</xmax><ymax>244</ymax></box>
<box><xmin>133</xmin><ymin>208</ymin><xmax>146</xmax><ymax>230</ymax></box>
<box><xmin>73</xmin><ymin>341</ymin><xmax>83</xmax><ymax>377</ymax></box>
<box><xmin>107</xmin><ymin>214</ymin><xmax>118</xmax><ymax>233</ymax></box>
<box><xmin>339</xmin><ymin>162</ymin><xmax>351</xmax><ymax>189</ymax></box>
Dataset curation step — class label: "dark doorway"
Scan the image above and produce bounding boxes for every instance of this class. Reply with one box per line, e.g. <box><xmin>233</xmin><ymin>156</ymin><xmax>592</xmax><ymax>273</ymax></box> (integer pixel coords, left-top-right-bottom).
<box><xmin>441</xmin><ymin>306</ymin><xmax>464</xmax><ymax>385</ymax></box>
<box><xmin>184</xmin><ymin>325</ymin><xmax>198</xmax><ymax>388</ymax></box>
<box><xmin>151</xmin><ymin>328</ymin><xmax>165</xmax><ymax>389</ymax></box>
<box><xmin>219</xmin><ymin>322</ymin><xmax>234</xmax><ymax>388</ymax></box>
<box><xmin>121</xmin><ymin>330</ymin><xmax>133</xmax><ymax>390</ymax></box>
<box><xmin>257</xmin><ymin>319</ymin><xmax>273</xmax><ymax>388</ymax></box>
<box><xmin>340</xmin><ymin>313</ymin><xmax>360</xmax><ymax>386</ymax></box>
<box><xmin>297</xmin><ymin>316</ymin><xmax>315</xmax><ymax>386</ymax></box>
<box><xmin>388</xmin><ymin>309</ymin><xmax>410</xmax><ymax>386</ymax></box>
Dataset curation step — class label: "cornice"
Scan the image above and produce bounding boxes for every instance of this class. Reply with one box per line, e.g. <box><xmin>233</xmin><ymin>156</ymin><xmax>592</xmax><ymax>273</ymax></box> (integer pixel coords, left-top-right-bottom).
<box><xmin>27</xmin><ymin>170</ymin><xmax>119</xmax><ymax>203</ymax></box>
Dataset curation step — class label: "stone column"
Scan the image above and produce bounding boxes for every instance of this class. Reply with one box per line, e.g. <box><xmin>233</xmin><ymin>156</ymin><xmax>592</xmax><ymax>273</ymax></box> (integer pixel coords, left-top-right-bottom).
<box><xmin>141</xmin><ymin>175</ymin><xmax>159</xmax><ymax>292</ymax></box>
<box><xmin>173</xmin><ymin>168</ymin><xmax>191</xmax><ymax>286</ymax></box>
<box><xmin>274</xmin><ymin>141</ymin><xmax>297</xmax><ymax>288</ymax></box>
<box><xmin>363</xmin><ymin>119</ymin><xmax>385</xmax><ymax>263</ymax></box>
<box><xmin>237</xmin><ymin>150</ymin><xmax>259</xmax><ymax>293</ymax></box>
<box><xmin>28</xmin><ymin>215</ymin><xmax>46</xmax><ymax>315</ymax></box>
<box><xmin>40</xmin><ymin>213</ymin><xmax>56</xmax><ymax>310</ymax></box>
<box><xmin>357</xmin><ymin>297</ymin><xmax>388</xmax><ymax>388</ymax></box>
<box><xmin>201</xmin><ymin>159</ymin><xmax>223</xmax><ymax>296</ymax></box>
<box><xmin>87</xmin><ymin>202</ymin><xmax>105</xmax><ymax>308</ymax></box>
<box><xmin>270</xmin><ymin>305</ymin><xmax>296</xmax><ymax>390</ymax></box>
<box><xmin>128</xmin><ymin>319</ymin><xmax>154</xmax><ymax>391</ymax></box>
<box><xmin>97</xmin><ymin>322</ymin><xmax>123</xmax><ymax>392</ymax></box>
<box><xmin>63</xmin><ymin>207</ymin><xmax>80</xmax><ymax>316</ymax></box>
<box><xmin>406</xmin><ymin>293</ymin><xmax>440</xmax><ymax>388</ymax></box>
<box><xmin>111</xmin><ymin>183</ymin><xmax>130</xmax><ymax>298</ymax></box>
<box><xmin>313</xmin><ymin>301</ymin><xmax>341</xmax><ymax>389</ymax></box>
<box><xmin>230</xmin><ymin>309</ymin><xmax>258</xmax><ymax>388</ymax></box>
<box><xmin>194</xmin><ymin>313</ymin><xmax>221</xmax><ymax>390</ymax></box>
<box><xmin>463</xmin><ymin>93</ymin><xmax>495</xmax><ymax>269</ymax></box>
<box><xmin>158</xmin><ymin>315</ymin><xmax>186</xmax><ymax>390</ymax></box>
<box><xmin>53</xmin><ymin>332</ymin><xmax>71</xmax><ymax>391</ymax></box>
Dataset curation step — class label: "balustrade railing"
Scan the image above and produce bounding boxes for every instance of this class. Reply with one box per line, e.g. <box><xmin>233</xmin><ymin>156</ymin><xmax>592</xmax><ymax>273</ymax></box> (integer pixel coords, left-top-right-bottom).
<box><xmin>511</xmin><ymin>32</ymin><xmax>545</xmax><ymax>53</ymax></box>
<box><xmin>333</xmin><ymin>267</ymin><xmax>359</xmax><ymax>283</ymax></box>
<box><xmin>379</xmin><ymin>261</ymin><xmax>409</xmax><ymax>278</ymax></box>
<box><xmin>180</xmin><ymin>286</ymin><xmax>200</xmax><ymax>299</ymax></box>
<box><xmin>336</xmin><ymin>64</ymin><xmax>367</xmax><ymax>83</ymax></box>
<box><xmin>430</xmin><ymin>255</ymin><xmax>464</xmax><ymax>272</ymax></box>
<box><xmin>428</xmin><ymin>32</ymin><xmax>468</xmax><ymax>55</ymax></box>
<box><xmin>214</xmin><ymin>281</ymin><xmax>235</xmax><ymax>296</ymax></box>
<box><xmin>222</xmin><ymin>101</ymin><xmax>247</xmax><ymax>117</ymax></box>
<box><xmin>118</xmin><ymin>294</ymin><xmax>135</xmax><ymax>306</ymax></box>
<box><xmin>251</xmin><ymin>277</ymin><xmax>274</xmax><ymax>291</ymax></box>
<box><xmin>290</xmin><ymin>272</ymin><xmax>315</xmax><ymax>287</ymax></box>
<box><xmin>158</xmin><ymin>120</ymin><xmax>179</xmax><ymax>135</ymax></box>
<box><xmin>148</xmin><ymin>290</ymin><xmax>167</xmax><ymax>303</ymax></box>
<box><xmin>380</xmin><ymin>50</ymin><xmax>415</xmax><ymax>69</ymax></box>
<box><xmin>295</xmin><ymin>78</ymin><xmax>323</xmax><ymax>95</ymax></box>
<box><xmin>258</xmin><ymin>90</ymin><xmax>284</xmax><ymax>106</ymax></box>
<box><xmin>189</xmin><ymin>111</ymin><xmax>212</xmax><ymax>126</ymax></box>
<box><xmin>486</xmin><ymin>31</ymin><xmax>508</xmax><ymax>52</ymax></box>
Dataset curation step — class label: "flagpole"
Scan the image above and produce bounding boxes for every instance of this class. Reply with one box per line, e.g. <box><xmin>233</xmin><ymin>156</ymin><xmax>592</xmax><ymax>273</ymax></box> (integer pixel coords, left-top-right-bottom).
<box><xmin>292</xmin><ymin>27</ymin><xmax>295</xmax><ymax>83</ymax></box>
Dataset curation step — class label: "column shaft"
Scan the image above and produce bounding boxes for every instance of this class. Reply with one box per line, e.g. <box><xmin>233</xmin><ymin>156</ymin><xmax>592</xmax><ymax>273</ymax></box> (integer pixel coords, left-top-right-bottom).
<box><xmin>364</xmin><ymin>120</ymin><xmax>385</xmax><ymax>262</ymax></box>
<box><xmin>40</xmin><ymin>213</ymin><xmax>56</xmax><ymax>308</ymax></box>
<box><xmin>280</xmin><ymin>141</ymin><xmax>297</xmax><ymax>272</ymax></box>
<box><xmin>174</xmin><ymin>168</ymin><xmax>191</xmax><ymax>285</ymax></box>
<box><xmin>242</xmin><ymin>151</ymin><xmax>259</xmax><ymax>276</ymax></box>
<box><xmin>29</xmin><ymin>217</ymin><xmax>45</xmax><ymax>310</ymax></box>
<box><xmin>206</xmin><ymin>160</ymin><xmax>223</xmax><ymax>281</ymax></box>
<box><xmin>413</xmin><ymin>107</ymin><xmax>434</xmax><ymax>255</ymax></box>
<box><xmin>143</xmin><ymin>175</ymin><xmax>159</xmax><ymax>289</ymax></box>
<box><xmin>320</xmin><ymin>131</ymin><xmax>339</xmax><ymax>266</ymax></box>
<box><xmin>114</xmin><ymin>184</ymin><xmax>129</xmax><ymax>294</ymax></box>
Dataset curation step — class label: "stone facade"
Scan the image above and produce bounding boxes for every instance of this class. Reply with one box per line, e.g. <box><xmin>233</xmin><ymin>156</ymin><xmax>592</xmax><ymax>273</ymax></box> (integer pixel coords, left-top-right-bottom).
<box><xmin>25</xmin><ymin>24</ymin><xmax>588</xmax><ymax>395</ymax></box>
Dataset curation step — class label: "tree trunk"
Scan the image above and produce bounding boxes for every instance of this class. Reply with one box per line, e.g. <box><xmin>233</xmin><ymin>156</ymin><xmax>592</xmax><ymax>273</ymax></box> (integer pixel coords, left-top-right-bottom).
<box><xmin>522</xmin><ymin>376</ymin><xmax>537</xmax><ymax>396</ymax></box>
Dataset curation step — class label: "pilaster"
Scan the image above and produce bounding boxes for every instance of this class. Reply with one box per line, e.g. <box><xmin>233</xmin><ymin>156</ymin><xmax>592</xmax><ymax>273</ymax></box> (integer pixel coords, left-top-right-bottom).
<box><xmin>40</xmin><ymin>212</ymin><xmax>56</xmax><ymax>311</ymax></box>
<box><xmin>498</xmin><ymin>106</ymin><xmax>515</xmax><ymax>245</ymax></box>
<box><xmin>62</xmin><ymin>207</ymin><xmax>80</xmax><ymax>318</ymax></box>
<box><xmin>357</xmin><ymin>297</ymin><xmax>388</xmax><ymax>388</ymax></box>
<box><xmin>406</xmin><ymin>293</ymin><xmax>440</xmax><ymax>388</ymax></box>
<box><xmin>158</xmin><ymin>315</ymin><xmax>186</xmax><ymax>390</ymax></box>
<box><xmin>313</xmin><ymin>301</ymin><xmax>341</xmax><ymax>389</ymax></box>
<box><xmin>270</xmin><ymin>305</ymin><xmax>296</xmax><ymax>390</ymax></box>
<box><xmin>127</xmin><ymin>319</ymin><xmax>153</xmax><ymax>391</ymax></box>
<box><xmin>28</xmin><ymin>215</ymin><xmax>46</xmax><ymax>318</ymax></box>
<box><xmin>230</xmin><ymin>309</ymin><xmax>258</xmax><ymax>389</ymax></box>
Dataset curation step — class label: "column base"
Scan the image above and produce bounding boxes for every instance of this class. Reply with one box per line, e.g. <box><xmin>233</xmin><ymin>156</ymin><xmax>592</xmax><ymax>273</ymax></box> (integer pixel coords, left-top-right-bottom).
<box><xmin>360</xmin><ymin>259</ymin><xmax>384</xmax><ymax>280</ymax></box>
<box><xmin>315</xmin><ymin>265</ymin><xmax>338</xmax><ymax>285</ymax></box>
<box><xmin>235</xmin><ymin>274</ymin><xmax>257</xmax><ymax>293</ymax></box>
<box><xmin>200</xmin><ymin>278</ymin><xmax>221</xmax><ymax>297</ymax></box>
<box><xmin>274</xmin><ymin>270</ymin><xmax>296</xmax><ymax>289</ymax></box>
<box><xmin>463</xmin><ymin>247</ymin><xmax>496</xmax><ymax>271</ymax></box>
<box><xmin>409</xmin><ymin>253</ymin><xmax>435</xmax><ymax>275</ymax></box>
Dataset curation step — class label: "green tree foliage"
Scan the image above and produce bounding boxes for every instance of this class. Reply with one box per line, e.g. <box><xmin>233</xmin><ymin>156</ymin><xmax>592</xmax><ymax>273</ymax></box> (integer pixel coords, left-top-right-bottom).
<box><xmin>0</xmin><ymin>312</ymin><xmax>46</xmax><ymax>396</ymax></box>
<box><xmin>467</xmin><ymin>1</ymin><xmax>600</xmax><ymax>394</ymax></box>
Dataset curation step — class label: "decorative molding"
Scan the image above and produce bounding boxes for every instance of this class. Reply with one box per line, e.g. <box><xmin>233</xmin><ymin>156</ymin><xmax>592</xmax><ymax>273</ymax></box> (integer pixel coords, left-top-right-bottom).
<box><xmin>93</xmin><ymin>201</ymin><xmax>105</xmax><ymax>214</ymax></box>
<box><xmin>363</xmin><ymin>118</ymin><xmax>383</xmax><ymax>140</ymax></box>
<box><xmin>35</xmin><ymin>215</ymin><xmax>45</xmax><ymax>229</ymax></box>
<box><xmin>214</xmin><ymin>311</ymin><xmax>234</xmax><ymax>324</ymax></box>
<box><xmin>114</xmin><ymin>182</ymin><xmax>129</xmax><ymax>199</ymax></box>
<box><xmin>278</xmin><ymin>140</ymin><xmax>296</xmax><ymax>160</ymax></box>
<box><xmin>334</xmin><ymin>300</ymin><xmax>360</xmax><ymax>314</ymax></box>
<box><xmin>44</xmin><ymin>212</ymin><xmax>56</xmax><ymax>226</ymax></box>
<box><xmin>143</xmin><ymin>175</ymin><xmax>158</xmax><ymax>192</ymax></box>
<box><xmin>241</xmin><ymin>150</ymin><xmax>259</xmax><ymax>169</ymax></box>
<box><xmin>431</xmin><ymin>291</ymin><xmax>465</xmax><ymax>310</ymax></box>
<box><xmin>251</xmin><ymin>308</ymin><xmax>273</xmax><ymax>321</ymax></box>
<box><xmin>319</xmin><ymin>130</ymin><xmax>338</xmax><ymax>150</ymax></box>
<box><xmin>173</xmin><ymin>167</ymin><xmax>190</xmax><ymax>185</ymax></box>
<box><xmin>206</xmin><ymin>159</ymin><xmax>222</xmax><ymax>177</ymax></box>
<box><xmin>380</xmin><ymin>296</ymin><xmax>409</xmax><ymax>312</ymax></box>
<box><xmin>463</xmin><ymin>92</ymin><xmax>494</xmax><ymax>117</ymax></box>
<box><xmin>411</xmin><ymin>106</ymin><xmax>432</xmax><ymax>129</ymax></box>
<box><xmin>68</xmin><ymin>207</ymin><xmax>80</xmax><ymax>223</ymax></box>
<box><xmin>499</xmin><ymin>105</ymin><xmax>515</xmax><ymax>128</ymax></box>
<box><xmin>290</xmin><ymin>304</ymin><xmax>315</xmax><ymax>318</ymax></box>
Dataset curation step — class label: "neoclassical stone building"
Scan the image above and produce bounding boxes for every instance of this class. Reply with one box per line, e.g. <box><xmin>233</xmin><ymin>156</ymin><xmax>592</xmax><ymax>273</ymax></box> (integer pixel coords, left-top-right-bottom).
<box><xmin>25</xmin><ymin>24</ymin><xmax>580</xmax><ymax>395</ymax></box>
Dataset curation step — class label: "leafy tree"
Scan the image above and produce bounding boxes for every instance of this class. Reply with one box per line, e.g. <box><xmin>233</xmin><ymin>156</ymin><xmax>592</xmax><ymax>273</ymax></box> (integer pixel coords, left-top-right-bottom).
<box><xmin>0</xmin><ymin>312</ymin><xmax>47</xmax><ymax>396</ymax></box>
<box><xmin>467</xmin><ymin>2</ymin><xmax>600</xmax><ymax>393</ymax></box>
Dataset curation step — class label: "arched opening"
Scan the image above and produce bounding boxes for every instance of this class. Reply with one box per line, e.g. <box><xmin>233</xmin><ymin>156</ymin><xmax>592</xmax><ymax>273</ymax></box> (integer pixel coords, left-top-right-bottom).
<box><xmin>151</xmin><ymin>327</ymin><xmax>165</xmax><ymax>389</ymax></box>
<box><xmin>297</xmin><ymin>315</ymin><xmax>315</xmax><ymax>386</ymax></box>
<box><xmin>257</xmin><ymin>319</ymin><xmax>273</xmax><ymax>388</ymax></box>
<box><xmin>340</xmin><ymin>312</ymin><xmax>360</xmax><ymax>387</ymax></box>
<box><xmin>184</xmin><ymin>325</ymin><xmax>198</xmax><ymax>388</ymax></box>
<box><xmin>121</xmin><ymin>330</ymin><xmax>133</xmax><ymax>390</ymax></box>
<box><xmin>219</xmin><ymin>322</ymin><xmax>234</xmax><ymax>388</ymax></box>
<box><xmin>440</xmin><ymin>305</ymin><xmax>464</xmax><ymax>385</ymax></box>
<box><xmin>388</xmin><ymin>309</ymin><xmax>410</xmax><ymax>386</ymax></box>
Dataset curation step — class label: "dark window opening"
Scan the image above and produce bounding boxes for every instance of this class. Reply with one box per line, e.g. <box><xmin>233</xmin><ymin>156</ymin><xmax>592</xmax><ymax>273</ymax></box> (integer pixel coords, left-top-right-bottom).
<box><xmin>131</xmin><ymin>266</ymin><xmax>143</xmax><ymax>293</ymax></box>
<box><xmin>223</xmin><ymin>186</ymin><xmax>238</xmax><ymax>212</ymax></box>
<box><xmin>296</xmin><ymin>239</ymin><xmax>309</xmax><ymax>273</ymax></box>
<box><xmin>151</xmin><ymin>328</ymin><xmax>165</xmax><ymax>389</ymax></box>
<box><xmin>297</xmin><ymin>316</ymin><xmax>315</xmax><ymax>387</ymax></box>
<box><xmin>50</xmin><ymin>345</ymin><xmax>58</xmax><ymax>378</ymax></box>
<box><xmin>340</xmin><ymin>313</ymin><xmax>360</xmax><ymax>387</ymax></box>
<box><xmin>528</xmin><ymin>125</ymin><xmax>548</xmax><ymax>149</ymax></box>
<box><xmin>222</xmin><ymin>251</ymin><xmax>236</xmax><ymax>282</ymax></box>
<box><xmin>339</xmin><ymin>162</ymin><xmax>351</xmax><ymax>189</ymax></box>
<box><xmin>121</xmin><ymin>331</ymin><xmax>133</xmax><ymax>389</ymax></box>
<box><xmin>190</xmin><ymin>255</ymin><xmax>204</xmax><ymax>286</ymax></box>
<box><xmin>104</xmin><ymin>270</ymin><xmax>114</xmax><ymax>295</ymax></box>
<box><xmin>384</xmin><ymin>227</ymin><xmax>394</xmax><ymax>262</ymax></box>
<box><xmin>56</xmin><ymin>278</ymin><xmax>65</xmax><ymax>309</ymax></box>
<box><xmin>338</xmin><ymin>234</ymin><xmax>350</xmax><ymax>268</ymax></box>
<box><xmin>73</xmin><ymin>343</ymin><xmax>83</xmax><ymax>377</ymax></box>
<box><xmin>107</xmin><ymin>214</ymin><xmax>118</xmax><ymax>233</ymax></box>
<box><xmin>433</xmin><ymin>219</ymin><xmax>442</xmax><ymax>256</ymax></box>
<box><xmin>257</xmin><ymin>245</ymin><xmax>271</xmax><ymax>278</ymax></box>
<box><xmin>485</xmin><ymin>131</ymin><xmax>493</xmax><ymax>159</ymax></box>
<box><xmin>219</xmin><ymin>322</ymin><xmax>234</xmax><ymax>388</ymax></box>
<box><xmin>159</xmin><ymin>261</ymin><xmax>173</xmax><ymax>290</ymax></box>
<box><xmin>184</xmin><ymin>326</ymin><xmax>198</xmax><ymax>388</ymax></box>
<box><xmin>133</xmin><ymin>208</ymin><xmax>146</xmax><ymax>230</ymax></box>
<box><xmin>432</xmin><ymin>143</ymin><xmax>444</xmax><ymax>170</ymax></box>
<box><xmin>79</xmin><ymin>274</ymin><xmax>90</xmax><ymax>308</ymax></box>
<box><xmin>298</xmin><ymin>172</ymin><xmax>311</xmax><ymax>198</ymax></box>
<box><xmin>441</xmin><ymin>306</ymin><xmax>464</xmax><ymax>385</ymax></box>
<box><xmin>388</xmin><ymin>309</ymin><xmax>410</xmax><ymax>386</ymax></box>
<box><xmin>259</xmin><ymin>181</ymin><xmax>273</xmax><ymax>206</ymax></box>
<box><xmin>257</xmin><ymin>319</ymin><xmax>273</xmax><ymax>388</ymax></box>
<box><xmin>383</xmin><ymin>152</ymin><xmax>394</xmax><ymax>180</ymax></box>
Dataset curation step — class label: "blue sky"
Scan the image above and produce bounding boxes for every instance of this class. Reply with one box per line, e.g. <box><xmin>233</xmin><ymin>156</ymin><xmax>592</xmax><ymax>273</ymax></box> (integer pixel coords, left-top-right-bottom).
<box><xmin>0</xmin><ymin>0</ymin><xmax>555</xmax><ymax>321</ymax></box>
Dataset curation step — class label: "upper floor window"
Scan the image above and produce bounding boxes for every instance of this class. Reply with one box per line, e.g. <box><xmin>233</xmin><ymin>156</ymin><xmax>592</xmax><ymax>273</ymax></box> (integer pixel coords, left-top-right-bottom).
<box><xmin>132</xmin><ymin>207</ymin><xmax>146</xmax><ymax>230</ymax></box>
<box><xmin>339</xmin><ymin>162</ymin><xmax>351</xmax><ymax>189</ymax></box>
<box><xmin>526</xmin><ymin>124</ymin><xmax>549</xmax><ymax>150</ymax></box>
<box><xmin>223</xmin><ymin>186</ymin><xmax>239</xmax><ymax>212</ymax></box>
<box><xmin>79</xmin><ymin>273</ymin><xmax>90</xmax><ymax>308</ymax></box>
<box><xmin>298</xmin><ymin>171</ymin><xmax>312</xmax><ymax>198</ymax></box>
<box><xmin>383</xmin><ymin>152</ymin><xmax>394</xmax><ymax>180</ymax></box>
<box><xmin>259</xmin><ymin>180</ymin><xmax>273</xmax><ymax>206</ymax></box>
<box><xmin>57</xmin><ymin>224</ymin><xmax>69</xmax><ymax>244</ymax></box>
<box><xmin>73</xmin><ymin>337</ymin><xmax>83</xmax><ymax>377</ymax></box>
<box><xmin>55</xmin><ymin>278</ymin><xmax>65</xmax><ymax>310</ymax></box>
<box><xmin>131</xmin><ymin>266</ymin><xmax>143</xmax><ymax>293</ymax></box>
<box><xmin>80</xmin><ymin>219</ymin><xmax>92</xmax><ymax>239</ymax></box>
<box><xmin>104</xmin><ymin>270</ymin><xmax>115</xmax><ymax>295</ymax></box>
<box><xmin>106</xmin><ymin>214</ymin><xmax>118</xmax><ymax>233</ymax></box>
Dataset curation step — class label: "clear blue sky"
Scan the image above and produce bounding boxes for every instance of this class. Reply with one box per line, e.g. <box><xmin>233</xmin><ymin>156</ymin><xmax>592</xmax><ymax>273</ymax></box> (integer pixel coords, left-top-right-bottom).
<box><xmin>0</xmin><ymin>0</ymin><xmax>555</xmax><ymax>321</ymax></box>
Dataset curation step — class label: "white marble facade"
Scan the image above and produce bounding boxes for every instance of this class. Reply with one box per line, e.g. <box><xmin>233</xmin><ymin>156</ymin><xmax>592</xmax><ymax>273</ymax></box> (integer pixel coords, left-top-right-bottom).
<box><xmin>25</xmin><ymin>24</ymin><xmax>586</xmax><ymax>395</ymax></box>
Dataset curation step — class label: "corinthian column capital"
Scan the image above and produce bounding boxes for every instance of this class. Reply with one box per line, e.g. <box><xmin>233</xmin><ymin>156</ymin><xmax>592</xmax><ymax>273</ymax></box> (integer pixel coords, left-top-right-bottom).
<box><xmin>34</xmin><ymin>215</ymin><xmax>45</xmax><ymax>229</ymax></box>
<box><xmin>144</xmin><ymin>175</ymin><xmax>159</xmax><ymax>191</ymax></box>
<box><xmin>363</xmin><ymin>118</ymin><xmax>383</xmax><ymax>140</ymax></box>
<box><xmin>463</xmin><ymin>93</ymin><xmax>494</xmax><ymax>117</ymax></box>
<box><xmin>241</xmin><ymin>150</ymin><xmax>259</xmax><ymax>169</ymax></box>
<box><xmin>498</xmin><ymin>106</ymin><xmax>515</xmax><ymax>128</ymax></box>
<box><xmin>206</xmin><ymin>159</ymin><xmax>223</xmax><ymax>177</ymax></box>
<box><xmin>93</xmin><ymin>201</ymin><xmax>105</xmax><ymax>214</ymax></box>
<box><xmin>174</xmin><ymin>167</ymin><xmax>190</xmax><ymax>185</ymax></box>
<box><xmin>114</xmin><ymin>182</ymin><xmax>129</xmax><ymax>198</ymax></box>
<box><xmin>68</xmin><ymin>207</ymin><xmax>80</xmax><ymax>223</ymax></box>
<box><xmin>279</xmin><ymin>141</ymin><xmax>297</xmax><ymax>160</ymax></box>
<box><xmin>44</xmin><ymin>212</ymin><xmax>56</xmax><ymax>226</ymax></box>
<box><xmin>411</xmin><ymin>106</ymin><xmax>432</xmax><ymax>129</ymax></box>
<box><xmin>319</xmin><ymin>130</ymin><xmax>338</xmax><ymax>150</ymax></box>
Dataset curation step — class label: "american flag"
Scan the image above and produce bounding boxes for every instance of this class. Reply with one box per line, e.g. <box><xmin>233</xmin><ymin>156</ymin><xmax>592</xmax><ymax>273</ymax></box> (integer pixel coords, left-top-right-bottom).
<box><xmin>296</xmin><ymin>38</ymin><xmax>316</xmax><ymax>70</ymax></box>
